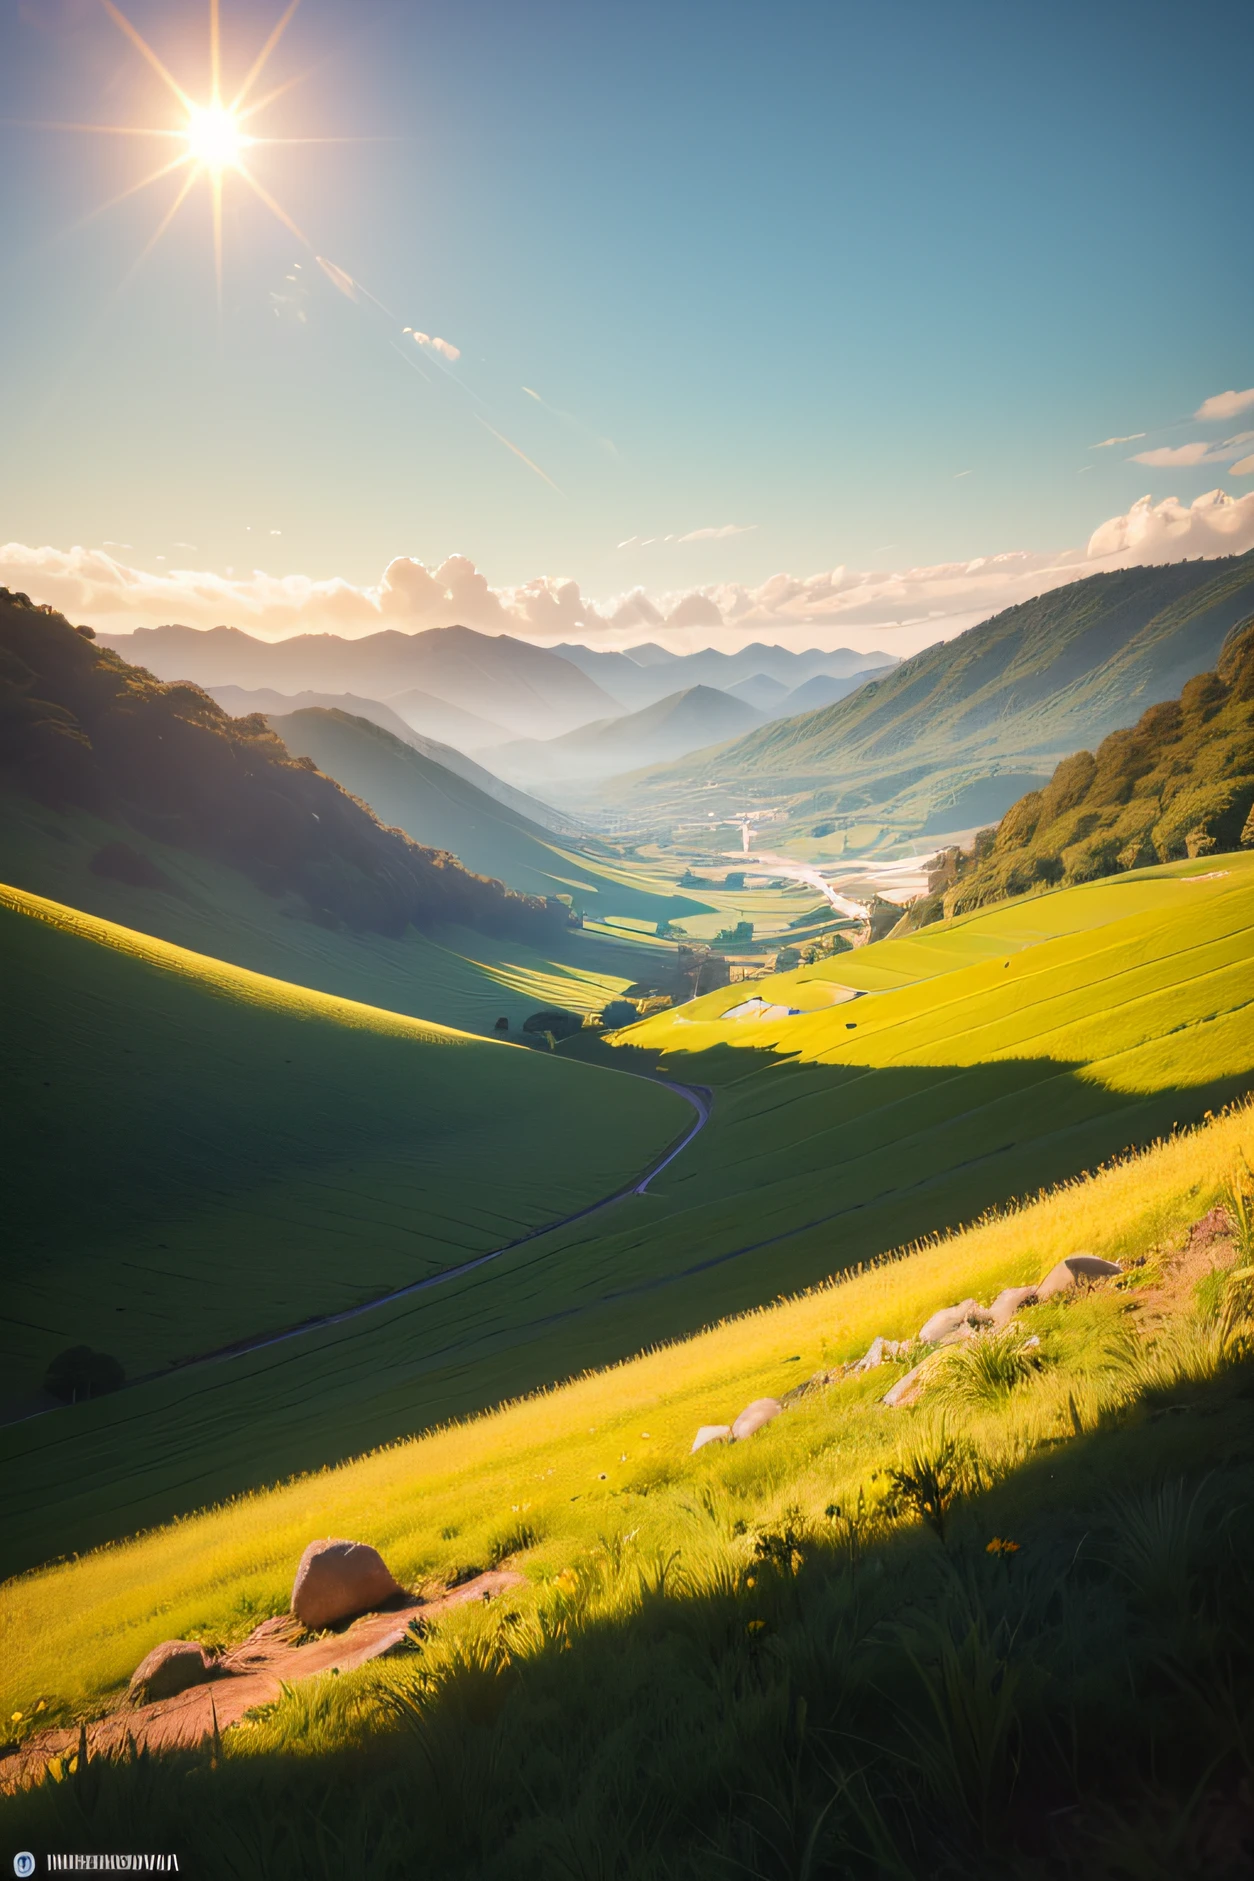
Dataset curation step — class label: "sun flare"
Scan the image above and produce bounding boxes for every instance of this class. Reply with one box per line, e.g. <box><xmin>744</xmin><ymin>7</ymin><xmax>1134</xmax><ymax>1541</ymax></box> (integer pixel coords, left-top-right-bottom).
<box><xmin>184</xmin><ymin>100</ymin><xmax>250</xmax><ymax>176</ymax></box>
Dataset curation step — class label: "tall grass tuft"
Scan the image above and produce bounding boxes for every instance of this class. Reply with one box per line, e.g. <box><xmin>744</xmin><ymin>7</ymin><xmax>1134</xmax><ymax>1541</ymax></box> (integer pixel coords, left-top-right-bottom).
<box><xmin>932</xmin><ymin>1326</ymin><xmax>1041</xmax><ymax>1409</ymax></box>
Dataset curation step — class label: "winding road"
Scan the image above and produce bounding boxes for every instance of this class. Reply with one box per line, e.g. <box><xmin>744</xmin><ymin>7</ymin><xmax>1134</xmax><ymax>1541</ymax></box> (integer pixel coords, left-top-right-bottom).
<box><xmin>7</xmin><ymin>1076</ymin><xmax>711</xmax><ymax>1424</ymax></box>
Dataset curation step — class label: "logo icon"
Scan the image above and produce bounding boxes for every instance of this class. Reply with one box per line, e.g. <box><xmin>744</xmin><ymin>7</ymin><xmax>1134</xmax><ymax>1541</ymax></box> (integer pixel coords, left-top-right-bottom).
<box><xmin>13</xmin><ymin>1856</ymin><xmax>36</xmax><ymax>1879</ymax></box>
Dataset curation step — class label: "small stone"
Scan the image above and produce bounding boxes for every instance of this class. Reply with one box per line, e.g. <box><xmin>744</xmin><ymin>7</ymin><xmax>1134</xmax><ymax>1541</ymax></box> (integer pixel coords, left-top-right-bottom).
<box><xmin>731</xmin><ymin>1398</ymin><xmax>782</xmax><ymax>1441</ymax></box>
<box><xmin>127</xmin><ymin>1640</ymin><xmax>214</xmax><ymax>1705</ymax></box>
<box><xmin>290</xmin><ymin>1538</ymin><xmax>403</xmax><ymax>1630</ymax></box>
<box><xmin>691</xmin><ymin>1424</ymin><xmax>732</xmax><ymax>1453</ymax></box>
<box><xmin>882</xmin><ymin>1362</ymin><xmax>930</xmax><ymax>1409</ymax></box>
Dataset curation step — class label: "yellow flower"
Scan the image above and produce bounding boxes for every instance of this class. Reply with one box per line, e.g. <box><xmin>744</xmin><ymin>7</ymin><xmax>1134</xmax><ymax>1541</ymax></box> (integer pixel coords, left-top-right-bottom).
<box><xmin>10</xmin><ymin>1711</ymin><xmax>22</xmax><ymax>1723</ymax></box>
<box><xmin>746</xmin><ymin>1619</ymin><xmax>766</xmax><ymax>1635</ymax></box>
<box><xmin>986</xmin><ymin>1537</ymin><xmax>1021</xmax><ymax>1556</ymax></box>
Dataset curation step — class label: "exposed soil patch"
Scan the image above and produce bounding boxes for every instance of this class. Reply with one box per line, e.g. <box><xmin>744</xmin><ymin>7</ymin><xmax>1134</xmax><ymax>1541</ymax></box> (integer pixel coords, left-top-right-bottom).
<box><xmin>0</xmin><ymin>1568</ymin><xmax>522</xmax><ymax>1792</ymax></box>
<box><xmin>1126</xmin><ymin>1206</ymin><xmax>1236</xmax><ymax>1333</ymax></box>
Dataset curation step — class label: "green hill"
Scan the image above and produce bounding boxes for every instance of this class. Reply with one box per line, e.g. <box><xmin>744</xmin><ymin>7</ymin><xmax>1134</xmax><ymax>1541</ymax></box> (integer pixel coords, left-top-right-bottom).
<box><xmin>494</xmin><ymin>684</ymin><xmax>765</xmax><ymax>785</ymax></box>
<box><xmin>622</xmin><ymin>553</ymin><xmax>1254</xmax><ymax>831</ymax></box>
<box><xmin>0</xmin><ymin>883</ymin><xmax>689</xmax><ymax>1414</ymax></box>
<box><xmin>0</xmin><ymin>590</ymin><xmax>560</xmax><ymax>943</ymax></box>
<box><xmin>918</xmin><ymin>613</ymin><xmax>1254</xmax><ymax>916</ymax></box>
<box><xmin>268</xmin><ymin>705</ymin><xmax>707</xmax><ymax>921</ymax></box>
<box><xmin>5</xmin><ymin>852</ymin><xmax>1252</xmax><ymax>1572</ymax></box>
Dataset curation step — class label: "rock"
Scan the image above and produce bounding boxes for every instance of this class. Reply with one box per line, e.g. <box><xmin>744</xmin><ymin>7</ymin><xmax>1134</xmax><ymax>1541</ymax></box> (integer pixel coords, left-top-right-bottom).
<box><xmin>731</xmin><ymin>1398</ymin><xmax>782</xmax><ymax>1441</ymax></box>
<box><xmin>918</xmin><ymin>1299</ymin><xmax>990</xmax><ymax>1345</ymax></box>
<box><xmin>290</xmin><ymin>1538</ymin><xmax>403</xmax><ymax>1630</ymax></box>
<box><xmin>882</xmin><ymin>1362</ymin><xmax>930</xmax><ymax>1409</ymax></box>
<box><xmin>1034</xmin><ymin>1255</ymin><xmax>1121</xmax><ymax>1302</ymax></box>
<box><xmin>780</xmin><ymin>1370</ymin><xmax>837</xmax><ymax>1408</ymax></box>
<box><xmin>691</xmin><ymin>1424</ymin><xmax>732</xmax><ymax>1452</ymax></box>
<box><xmin>127</xmin><ymin>1639</ymin><xmax>215</xmax><ymax>1705</ymax></box>
<box><xmin>987</xmin><ymin>1285</ymin><xmax>1039</xmax><ymax>1328</ymax></box>
<box><xmin>852</xmin><ymin>1336</ymin><xmax>910</xmax><ymax>1372</ymax></box>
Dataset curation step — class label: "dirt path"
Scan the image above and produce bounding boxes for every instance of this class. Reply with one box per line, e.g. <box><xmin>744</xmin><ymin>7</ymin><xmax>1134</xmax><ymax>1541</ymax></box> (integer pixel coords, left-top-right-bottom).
<box><xmin>0</xmin><ymin>1570</ymin><xmax>522</xmax><ymax>1790</ymax></box>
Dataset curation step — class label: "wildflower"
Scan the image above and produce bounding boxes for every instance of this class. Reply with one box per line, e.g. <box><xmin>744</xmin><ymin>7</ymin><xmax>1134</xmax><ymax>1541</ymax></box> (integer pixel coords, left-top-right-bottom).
<box><xmin>10</xmin><ymin>1711</ymin><xmax>22</xmax><ymax>1723</ymax></box>
<box><xmin>746</xmin><ymin>1619</ymin><xmax>767</xmax><ymax>1635</ymax></box>
<box><xmin>745</xmin><ymin>1574</ymin><xmax>756</xmax><ymax>1588</ymax></box>
<box><xmin>986</xmin><ymin>1537</ymin><xmax>1021</xmax><ymax>1556</ymax></box>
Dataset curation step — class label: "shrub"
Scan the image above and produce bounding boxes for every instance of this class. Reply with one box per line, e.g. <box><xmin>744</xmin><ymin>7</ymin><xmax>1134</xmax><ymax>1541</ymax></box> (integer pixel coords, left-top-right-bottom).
<box><xmin>43</xmin><ymin>1346</ymin><xmax>125</xmax><ymax>1403</ymax></box>
<box><xmin>600</xmin><ymin>999</ymin><xmax>640</xmax><ymax>1030</ymax></box>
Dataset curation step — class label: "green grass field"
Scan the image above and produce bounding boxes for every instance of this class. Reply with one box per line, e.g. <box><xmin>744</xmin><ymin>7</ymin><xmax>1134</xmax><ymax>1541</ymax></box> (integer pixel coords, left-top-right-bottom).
<box><xmin>3</xmin><ymin>853</ymin><xmax>1252</xmax><ymax>1581</ymax></box>
<box><xmin>4</xmin><ymin>1102</ymin><xmax>1254</xmax><ymax>1879</ymax></box>
<box><xmin>0</xmin><ymin>883</ymin><xmax>689</xmax><ymax>1411</ymax></box>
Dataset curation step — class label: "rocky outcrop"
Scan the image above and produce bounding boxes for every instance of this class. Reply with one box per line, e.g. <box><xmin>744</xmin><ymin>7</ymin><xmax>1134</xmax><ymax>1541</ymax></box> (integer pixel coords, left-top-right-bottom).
<box><xmin>290</xmin><ymin>1538</ymin><xmax>403</xmax><ymax>1630</ymax></box>
<box><xmin>731</xmin><ymin>1398</ymin><xmax>783</xmax><ymax>1440</ymax></box>
<box><xmin>691</xmin><ymin>1424</ymin><xmax>732</xmax><ymax>1453</ymax></box>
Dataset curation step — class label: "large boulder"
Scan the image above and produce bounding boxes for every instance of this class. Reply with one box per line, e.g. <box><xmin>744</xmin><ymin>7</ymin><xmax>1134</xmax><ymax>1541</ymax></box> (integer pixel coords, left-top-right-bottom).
<box><xmin>128</xmin><ymin>1639</ymin><xmax>214</xmax><ymax>1705</ymax></box>
<box><xmin>290</xmin><ymin>1538</ymin><xmax>403</xmax><ymax>1630</ymax></box>
<box><xmin>731</xmin><ymin>1398</ymin><xmax>782</xmax><ymax>1441</ymax></box>
<box><xmin>1035</xmin><ymin>1254</ymin><xmax>1121</xmax><ymax>1302</ymax></box>
<box><xmin>918</xmin><ymin>1299</ymin><xmax>990</xmax><ymax>1345</ymax></box>
<box><xmin>691</xmin><ymin>1424</ymin><xmax>732</xmax><ymax>1453</ymax></box>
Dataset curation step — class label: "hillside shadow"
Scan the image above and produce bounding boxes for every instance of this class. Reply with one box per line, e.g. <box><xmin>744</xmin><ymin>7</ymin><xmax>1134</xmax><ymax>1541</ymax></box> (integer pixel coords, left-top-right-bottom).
<box><xmin>7</xmin><ymin>1344</ymin><xmax>1254</xmax><ymax>1879</ymax></box>
<box><xmin>4</xmin><ymin>1054</ymin><xmax>1253</xmax><ymax>1580</ymax></box>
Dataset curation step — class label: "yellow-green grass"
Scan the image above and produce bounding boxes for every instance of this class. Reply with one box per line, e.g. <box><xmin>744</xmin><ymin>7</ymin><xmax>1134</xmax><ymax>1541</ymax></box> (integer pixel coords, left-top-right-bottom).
<box><xmin>0</xmin><ymin>791</ymin><xmax>664</xmax><ymax>1030</ymax></box>
<box><xmin>4</xmin><ymin>1098</ymin><xmax>1250</xmax><ymax>1734</ymax></box>
<box><xmin>4</xmin><ymin>852</ymin><xmax>1252</xmax><ymax>1580</ymax></box>
<box><xmin>0</xmin><ymin>883</ymin><xmax>689</xmax><ymax>1401</ymax></box>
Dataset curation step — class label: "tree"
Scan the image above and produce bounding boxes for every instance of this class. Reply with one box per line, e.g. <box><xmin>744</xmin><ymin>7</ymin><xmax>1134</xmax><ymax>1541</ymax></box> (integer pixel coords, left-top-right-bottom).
<box><xmin>44</xmin><ymin>1346</ymin><xmax>125</xmax><ymax>1403</ymax></box>
<box><xmin>494</xmin><ymin>1016</ymin><xmax>509</xmax><ymax>1032</ymax></box>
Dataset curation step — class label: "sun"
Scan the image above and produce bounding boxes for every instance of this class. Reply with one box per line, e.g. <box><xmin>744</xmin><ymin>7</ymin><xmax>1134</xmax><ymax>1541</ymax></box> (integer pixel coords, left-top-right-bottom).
<box><xmin>33</xmin><ymin>2</ymin><xmax>346</xmax><ymax>308</ymax></box>
<box><xmin>184</xmin><ymin>101</ymin><xmax>251</xmax><ymax>177</ymax></box>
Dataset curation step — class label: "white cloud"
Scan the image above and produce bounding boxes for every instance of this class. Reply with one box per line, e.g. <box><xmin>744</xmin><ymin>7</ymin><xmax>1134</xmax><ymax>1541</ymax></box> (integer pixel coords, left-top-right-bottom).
<box><xmin>1196</xmin><ymin>387</ymin><xmax>1254</xmax><ymax>422</ymax></box>
<box><xmin>1090</xmin><ymin>433</ymin><xmax>1145</xmax><ymax>448</ymax></box>
<box><xmin>4</xmin><ymin>489</ymin><xmax>1251</xmax><ymax>658</ymax></box>
<box><xmin>1232</xmin><ymin>454</ymin><xmax>1254</xmax><ymax>477</ymax></box>
<box><xmin>676</xmin><ymin>523</ymin><xmax>756</xmax><ymax>542</ymax></box>
<box><xmin>1132</xmin><ymin>433</ymin><xmax>1254</xmax><ymax>468</ymax></box>
<box><xmin>403</xmin><ymin>328</ymin><xmax>461</xmax><ymax>362</ymax></box>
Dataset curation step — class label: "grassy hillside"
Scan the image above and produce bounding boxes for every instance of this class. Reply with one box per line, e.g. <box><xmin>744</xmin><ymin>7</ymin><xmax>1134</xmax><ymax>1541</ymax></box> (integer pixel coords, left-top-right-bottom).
<box><xmin>0</xmin><ymin>883</ymin><xmax>689</xmax><ymax>1409</ymax></box>
<box><xmin>0</xmin><ymin>590</ymin><xmax>561</xmax><ymax>943</ymax></box>
<box><xmin>268</xmin><ymin>706</ymin><xmax>704</xmax><ymax>920</ymax></box>
<box><xmin>4</xmin><ymin>1103</ymin><xmax>1254</xmax><ymax>1879</ymax></box>
<box><xmin>621</xmin><ymin>552</ymin><xmax>1254</xmax><ymax>832</ymax></box>
<box><xmin>915</xmin><ymin>613</ymin><xmax>1254</xmax><ymax>918</ymax></box>
<box><xmin>0</xmin><ymin>791</ymin><xmax>678</xmax><ymax>1034</ymax></box>
<box><xmin>5</xmin><ymin>854</ymin><xmax>1251</xmax><ymax>1576</ymax></box>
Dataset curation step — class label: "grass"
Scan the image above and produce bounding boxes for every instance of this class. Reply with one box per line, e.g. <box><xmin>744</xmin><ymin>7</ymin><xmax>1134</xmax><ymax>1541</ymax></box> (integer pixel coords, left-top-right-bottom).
<box><xmin>0</xmin><ymin>790</ymin><xmax>672</xmax><ymax>1031</ymax></box>
<box><xmin>0</xmin><ymin>883</ymin><xmax>689</xmax><ymax>1403</ymax></box>
<box><xmin>4</xmin><ymin>1104</ymin><xmax>1254</xmax><ymax>1877</ymax></box>
<box><xmin>3</xmin><ymin>851</ymin><xmax>1253</xmax><ymax>1577</ymax></box>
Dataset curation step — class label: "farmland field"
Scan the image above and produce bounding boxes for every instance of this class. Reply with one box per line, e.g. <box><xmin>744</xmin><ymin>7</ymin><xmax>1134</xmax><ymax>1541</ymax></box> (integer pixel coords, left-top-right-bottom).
<box><xmin>3</xmin><ymin>853</ymin><xmax>1252</xmax><ymax>1576</ymax></box>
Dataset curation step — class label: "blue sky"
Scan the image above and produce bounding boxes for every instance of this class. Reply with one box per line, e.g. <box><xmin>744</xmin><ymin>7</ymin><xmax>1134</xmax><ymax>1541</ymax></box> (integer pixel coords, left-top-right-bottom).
<box><xmin>1</xmin><ymin>0</ymin><xmax>1251</xmax><ymax>625</ymax></box>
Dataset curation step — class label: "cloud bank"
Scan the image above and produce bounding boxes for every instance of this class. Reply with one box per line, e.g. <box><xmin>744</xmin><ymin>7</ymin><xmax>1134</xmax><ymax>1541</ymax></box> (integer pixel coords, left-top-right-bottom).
<box><xmin>4</xmin><ymin>488</ymin><xmax>1252</xmax><ymax>656</ymax></box>
<box><xmin>1196</xmin><ymin>388</ymin><xmax>1254</xmax><ymax>422</ymax></box>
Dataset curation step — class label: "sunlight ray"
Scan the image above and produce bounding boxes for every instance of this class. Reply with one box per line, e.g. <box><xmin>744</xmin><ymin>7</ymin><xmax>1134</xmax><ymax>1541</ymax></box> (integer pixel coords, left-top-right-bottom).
<box><xmin>235</xmin><ymin>161</ymin><xmax>311</xmax><ymax>248</ymax></box>
<box><xmin>209</xmin><ymin>0</ymin><xmax>221</xmax><ymax>102</ymax></box>
<box><xmin>231</xmin><ymin>0</ymin><xmax>304</xmax><ymax>115</ymax></box>
<box><xmin>236</xmin><ymin>70</ymin><xmax>309</xmax><ymax>124</ymax></box>
<box><xmin>474</xmin><ymin>414</ymin><xmax>565</xmax><ymax>493</ymax></box>
<box><xmin>68</xmin><ymin>148</ymin><xmax>194</xmax><ymax>235</ymax></box>
<box><xmin>100</xmin><ymin>1</ymin><xmax>195</xmax><ymax>114</ymax></box>
<box><xmin>1</xmin><ymin>120</ymin><xmax>186</xmax><ymax>139</ymax></box>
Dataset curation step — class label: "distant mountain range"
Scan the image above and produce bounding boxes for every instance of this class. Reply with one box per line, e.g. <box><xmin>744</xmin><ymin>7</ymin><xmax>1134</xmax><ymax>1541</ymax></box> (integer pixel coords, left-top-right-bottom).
<box><xmin>550</xmin><ymin>640</ymin><xmax>894</xmax><ymax>711</ymax></box>
<box><xmin>98</xmin><ymin>623</ymin><xmax>620</xmax><ymax>742</ymax></box>
<box><xmin>620</xmin><ymin>554</ymin><xmax>1254</xmax><ymax>834</ymax></box>
<box><xmin>492</xmin><ymin>684</ymin><xmax>768</xmax><ymax>786</ymax></box>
